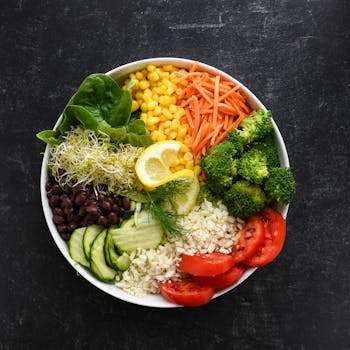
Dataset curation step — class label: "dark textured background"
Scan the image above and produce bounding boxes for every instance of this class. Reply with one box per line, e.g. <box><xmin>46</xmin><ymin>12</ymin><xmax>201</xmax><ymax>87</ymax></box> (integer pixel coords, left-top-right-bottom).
<box><xmin>1</xmin><ymin>0</ymin><xmax>349</xmax><ymax>349</ymax></box>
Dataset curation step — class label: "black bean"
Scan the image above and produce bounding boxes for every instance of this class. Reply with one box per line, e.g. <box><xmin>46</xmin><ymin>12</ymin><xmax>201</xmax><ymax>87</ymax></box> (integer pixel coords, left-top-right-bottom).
<box><xmin>108</xmin><ymin>212</ymin><xmax>119</xmax><ymax>225</ymax></box>
<box><xmin>60</xmin><ymin>233</ymin><xmax>71</xmax><ymax>241</ymax></box>
<box><xmin>85</xmin><ymin>205</ymin><xmax>100</xmax><ymax>216</ymax></box>
<box><xmin>75</xmin><ymin>192</ymin><xmax>87</xmax><ymax>206</ymax></box>
<box><xmin>98</xmin><ymin>194</ymin><xmax>106</xmax><ymax>202</ymax></box>
<box><xmin>70</xmin><ymin>215</ymin><xmax>82</xmax><ymax>223</ymax></box>
<box><xmin>57</xmin><ymin>224</ymin><xmax>67</xmax><ymax>233</ymax></box>
<box><xmin>67</xmin><ymin>223</ymin><xmax>78</xmax><ymax>232</ymax></box>
<box><xmin>63</xmin><ymin>184</ymin><xmax>72</xmax><ymax>194</ymax></box>
<box><xmin>85</xmin><ymin>199</ymin><xmax>97</xmax><ymax>207</ymax></box>
<box><xmin>107</xmin><ymin>196</ymin><xmax>114</xmax><ymax>205</ymax></box>
<box><xmin>53</xmin><ymin>215</ymin><xmax>65</xmax><ymax>224</ymax></box>
<box><xmin>111</xmin><ymin>204</ymin><xmax>120</xmax><ymax>215</ymax></box>
<box><xmin>100</xmin><ymin>200</ymin><xmax>111</xmax><ymax>213</ymax></box>
<box><xmin>78</xmin><ymin>206</ymin><xmax>86</xmax><ymax>216</ymax></box>
<box><xmin>61</xmin><ymin>197</ymin><xmax>73</xmax><ymax>209</ymax></box>
<box><xmin>45</xmin><ymin>179</ymin><xmax>54</xmax><ymax>191</ymax></box>
<box><xmin>114</xmin><ymin>196</ymin><xmax>122</xmax><ymax>207</ymax></box>
<box><xmin>85</xmin><ymin>214</ymin><xmax>96</xmax><ymax>225</ymax></box>
<box><xmin>72</xmin><ymin>184</ymin><xmax>82</xmax><ymax>196</ymax></box>
<box><xmin>97</xmin><ymin>215</ymin><xmax>108</xmax><ymax>227</ymax></box>
<box><xmin>53</xmin><ymin>207</ymin><xmax>64</xmax><ymax>216</ymax></box>
<box><xmin>64</xmin><ymin>207</ymin><xmax>73</xmax><ymax>215</ymax></box>
<box><xmin>122</xmin><ymin>197</ymin><xmax>131</xmax><ymax>210</ymax></box>
<box><xmin>49</xmin><ymin>195</ymin><xmax>60</xmax><ymax>207</ymax></box>
<box><xmin>51</xmin><ymin>184</ymin><xmax>62</xmax><ymax>195</ymax></box>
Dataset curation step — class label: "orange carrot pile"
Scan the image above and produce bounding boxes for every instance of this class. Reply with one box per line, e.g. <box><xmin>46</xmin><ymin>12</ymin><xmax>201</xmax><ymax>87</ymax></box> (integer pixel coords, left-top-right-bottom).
<box><xmin>176</xmin><ymin>63</ymin><xmax>253</xmax><ymax>159</ymax></box>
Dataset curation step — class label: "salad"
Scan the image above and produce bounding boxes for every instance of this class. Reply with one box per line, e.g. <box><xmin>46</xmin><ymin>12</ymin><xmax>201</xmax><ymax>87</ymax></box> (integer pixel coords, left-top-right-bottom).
<box><xmin>37</xmin><ymin>61</ymin><xmax>295</xmax><ymax>307</ymax></box>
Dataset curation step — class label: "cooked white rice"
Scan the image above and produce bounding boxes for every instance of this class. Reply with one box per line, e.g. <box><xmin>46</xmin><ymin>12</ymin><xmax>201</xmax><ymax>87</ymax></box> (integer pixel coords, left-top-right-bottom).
<box><xmin>115</xmin><ymin>199</ymin><xmax>244</xmax><ymax>296</ymax></box>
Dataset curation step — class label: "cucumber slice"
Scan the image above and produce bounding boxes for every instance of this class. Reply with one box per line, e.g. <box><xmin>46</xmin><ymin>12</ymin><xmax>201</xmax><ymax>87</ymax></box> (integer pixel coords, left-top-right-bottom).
<box><xmin>83</xmin><ymin>224</ymin><xmax>103</xmax><ymax>260</ymax></box>
<box><xmin>104</xmin><ymin>226</ymin><xmax>117</xmax><ymax>268</ymax></box>
<box><xmin>68</xmin><ymin>227</ymin><xmax>89</xmax><ymax>268</ymax></box>
<box><xmin>104</xmin><ymin>228</ymin><xmax>131</xmax><ymax>271</ymax></box>
<box><xmin>115</xmin><ymin>253</ymin><xmax>131</xmax><ymax>271</ymax></box>
<box><xmin>90</xmin><ymin>229</ymin><xmax>116</xmax><ymax>282</ymax></box>
<box><xmin>111</xmin><ymin>210</ymin><xmax>163</xmax><ymax>254</ymax></box>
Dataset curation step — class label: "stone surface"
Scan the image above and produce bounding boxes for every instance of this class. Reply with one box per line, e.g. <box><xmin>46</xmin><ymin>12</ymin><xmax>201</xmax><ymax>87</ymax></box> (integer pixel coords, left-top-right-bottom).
<box><xmin>0</xmin><ymin>0</ymin><xmax>349</xmax><ymax>349</ymax></box>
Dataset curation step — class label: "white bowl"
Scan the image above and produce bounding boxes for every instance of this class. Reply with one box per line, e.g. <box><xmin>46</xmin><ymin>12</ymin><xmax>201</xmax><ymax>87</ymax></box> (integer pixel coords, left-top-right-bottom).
<box><xmin>40</xmin><ymin>57</ymin><xmax>290</xmax><ymax>308</ymax></box>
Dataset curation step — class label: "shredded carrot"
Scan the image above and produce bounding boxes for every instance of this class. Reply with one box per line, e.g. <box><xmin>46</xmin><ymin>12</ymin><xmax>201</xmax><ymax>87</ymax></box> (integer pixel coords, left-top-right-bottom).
<box><xmin>175</xmin><ymin>63</ymin><xmax>252</xmax><ymax>157</ymax></box>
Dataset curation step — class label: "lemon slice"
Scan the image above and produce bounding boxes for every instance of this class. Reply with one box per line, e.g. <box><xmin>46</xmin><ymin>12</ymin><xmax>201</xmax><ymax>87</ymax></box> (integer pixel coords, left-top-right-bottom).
<box><xmin>172</xmin><ymin>171</ymin><xmax>200</xmax><ymax>215</ymax></box>
<box><xmin>135</xmin><ymin>140</ymin><xmax>184</xmax><ymax>188</ymax></box>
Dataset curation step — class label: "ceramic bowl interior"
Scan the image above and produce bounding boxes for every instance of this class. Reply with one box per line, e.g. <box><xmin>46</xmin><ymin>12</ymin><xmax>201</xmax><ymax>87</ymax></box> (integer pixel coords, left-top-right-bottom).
<box><xmin>41</xmin><ymin>57</ymin><xmax>290</xmax><ymax>308</ymax></box>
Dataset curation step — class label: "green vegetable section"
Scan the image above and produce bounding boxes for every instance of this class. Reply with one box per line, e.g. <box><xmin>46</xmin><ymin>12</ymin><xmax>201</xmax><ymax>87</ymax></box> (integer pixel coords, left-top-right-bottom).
<box><xmin>68</xmin><ymin>210</ymin><xmax>163</xmax><ymax>283</ymax></box>
<box><xmin>200</xmin><ymin>109</ymin><xmax>296</xmax><ymax>218</ymax></box>
<box><xmin>36</xmin><ymin>73</ymin><xmax>151</xmax><ymax>147</ymax></box>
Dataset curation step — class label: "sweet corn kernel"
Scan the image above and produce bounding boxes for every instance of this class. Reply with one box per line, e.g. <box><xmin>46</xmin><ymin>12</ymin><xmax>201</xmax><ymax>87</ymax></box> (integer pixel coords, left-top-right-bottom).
<box><xmin>159</xmin><ymin>95</ymin><xmax>172</xmax><ymax>107</ymax></box>
<box><xmin>131</xmin><ymin>100</ymin><xmax>139</xmax><ymax>112</ymax></box>
<box><xmin>183</xmin><ymin>152</ymin><xmax>193</xmax><ymax>161</ymax></box>
<box><xmin>180</xmin><ymin>144</ymin><xmax>190</xmax><ymax>153</ymax></box>
<box><xmin>148</xmin><ymin>72</ymin><xmax>160</xmax><ymax>82</ymax></box>
<box><xmin>163</xmin><ymin>64</ymin><xmax>174</xmax><ymax>72</ymax></box>
<box><xmin>147</xmin><ymin>64</ymin><xmax>156</xmax><ymax>72</ymax></box>
<box><xmin>162</xmin><ymin>108</ymin><xmax>172</xmax><ymax>119</ymax></box>
<box><xmin>141</xmin><ymin>103</ymin><xmax>148</xmax><ymax>112</ymax></box>
<box><xmin>135</xmin><ymin>91</ymin><xmax>144</xmax><ymax>100</ymax></box>
<box><xmin>169</xmin><ymin>131</ymin><xmax>178</xmax><ymax>139</ymax></box>
<box><xmin>171</xmin><ymin>119</ymin><xmax>180</xmax><ymax>129</ymax></box>
<box><xmin>147</xmin><ymin>101</ymin><xmax>157</xmax><ymax>111</ymax></box>
<box><xmin>174</xmin><ymin>164</ymin><xmax>185</xmax><ymax>172</ymax></box>
<box><xmin>140</xmin><ymin>112</ymin><xmax>147</xmax><ymax>122</ymax></box>
<box><xmin>135</xmin><ymin>71</ymin><xmax>144</xmax><ymax>80</ymax></box>
<box><xmin>144</xmin><ymin>88</ymin><xmax>152</xmax><ymax>96</ymax></box>
<box><xmin>194</xmin><ymin>165</ymin><xmax>202</xmax><ymax>177</ymax></box>
<box><xmin>159</xmin><ymin>71</ymin><xmax>170</xmax><ymax>79</ymax></box>
<box><xmin>169</xmin><ymin>104</ymin><xmax>177</xmax><ymax>114</ymax></box>
<box><xmin>139</xmin><ymin>80</ymin><xmax>150</xmax><ymax>90</ymax></box>
<box><xmin>143</xmin><ymin>94</ymin><xmax>152</xmax><ymax>104</ymax></box>
<box><xmin>185</xmin><ymin>161</ymin><xmax>194</xmax><ymax>170</ymax></box>
<box><xmin>166</xmin><ymin>87</ymin><xmax>175</xmax><ymax>96</ymax></box>
<box><xmin>153</xmin><ymin>106</ymin><xmax>162</xmax><ymax>116</ymax></box>
<box><xmin>147</xmin><ymin>116</ymin><xmax>161</xmax><ymax>126</ymax></box>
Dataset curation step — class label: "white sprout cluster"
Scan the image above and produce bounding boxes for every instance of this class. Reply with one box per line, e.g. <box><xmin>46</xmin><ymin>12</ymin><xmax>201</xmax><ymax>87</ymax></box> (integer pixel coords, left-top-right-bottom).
<box><xmin>48</xmin><ymin>128</ymin><xmax>144</xmax><ymax>193</ymax></box>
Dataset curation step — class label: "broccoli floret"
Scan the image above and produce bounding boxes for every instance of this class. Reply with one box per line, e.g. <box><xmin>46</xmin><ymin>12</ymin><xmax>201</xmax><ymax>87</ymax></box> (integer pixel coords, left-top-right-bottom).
<box><xmin>196</xmin><ymin>185</ymin><xmax>218</xmax><ymax>206</ymax></box>
<box><xmin>264</xmin><ymin>167</ymin><xmax>296</xmax><ymax>204</ymax></box>
<box><xmin>223</xmin><ymin>180</ymin><xmax>266</xmax><ymax>218</ymax></box>
<box><xmin>200</xmin><ymin>141</ymin><xmax>241</xmax><ymax>193</ymax></box>
<box><xmin>226</xmin><ymin>110</ymin><xmax>273</xmax><ymax>146</ymax></box>
<box><xmin>239</xmin><ymin>149</ymin><xmax>269</xmax><ymax>185</ymax></box>
<box><xmin>248</xmin><ymin>134</ymin><xmax>280</xmax><ymax>168</ymax></box>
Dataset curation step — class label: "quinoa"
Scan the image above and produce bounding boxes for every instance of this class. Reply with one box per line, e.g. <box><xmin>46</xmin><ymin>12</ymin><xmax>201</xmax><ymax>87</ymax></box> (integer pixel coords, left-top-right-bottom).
<box><xmin>115</xmin><ymin>199</ymin><xmax>244</xmax><ymax>297</ymax></box>
<box><xmin>172</xmin><ymin>199</ymin><xmax>244</xmax><ymax>256</ymax></box>
<box><xmin>115</xmin><ymin>243</ymin><xmax>184</xmax><ymax>297</ymax></box>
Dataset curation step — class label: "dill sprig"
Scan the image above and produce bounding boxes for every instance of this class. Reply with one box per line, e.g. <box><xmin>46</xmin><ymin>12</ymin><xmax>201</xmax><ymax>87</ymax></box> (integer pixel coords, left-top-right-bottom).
<box><xmin>143</xmin><ymin>179</ymin><xmax>191</xmax><ymax>236</ymax></box>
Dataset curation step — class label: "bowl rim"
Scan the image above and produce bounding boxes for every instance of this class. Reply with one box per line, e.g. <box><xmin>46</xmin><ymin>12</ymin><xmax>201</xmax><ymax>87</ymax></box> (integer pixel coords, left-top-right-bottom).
<box><xmin>40</xmin><ymin>57</ymin><xmax>290</xmax><ymax>308</ymax></box>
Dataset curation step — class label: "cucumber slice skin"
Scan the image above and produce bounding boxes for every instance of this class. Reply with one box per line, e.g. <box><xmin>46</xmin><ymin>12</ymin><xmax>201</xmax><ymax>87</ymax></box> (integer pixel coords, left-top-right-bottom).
<box><xmin>90</xmin><ymin>229</ymin><xmax>116</xmax><ymax>283</ymax></box>
<box><xmin>68</xmin><ymin>227</ymin><xmax>89</xmax><ymax>268</ymax></box>
<box><xmin>83</xmin><ymin>224</ymin><xmax>103</xmax><ymax>260</ymax></box>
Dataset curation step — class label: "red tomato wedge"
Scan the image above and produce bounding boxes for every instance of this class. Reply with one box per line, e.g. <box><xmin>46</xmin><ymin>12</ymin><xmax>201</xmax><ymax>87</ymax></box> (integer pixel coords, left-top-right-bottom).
<box><xmin>159</xmin><ymin>280</ymin><xmax>215</xmax><ymax>307</ymax></box>
<box><xmin>179</xmin><ymin>252</ymin><xmax>235</xmax><ymax>276</ymax></box>
<box><xmin>245</xmin><ymin>207</ymin><xmax>286</xmax><ymax>267</ymax></box>
<box><xmin>193</xmin><ymin>264</ymin><xmax>245</xmax><ymax>290</ymax></box>
<box><xmin>231</xmin><ymin>214</ymin><xmax>265</xmax><ymax>263</ymax></box>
